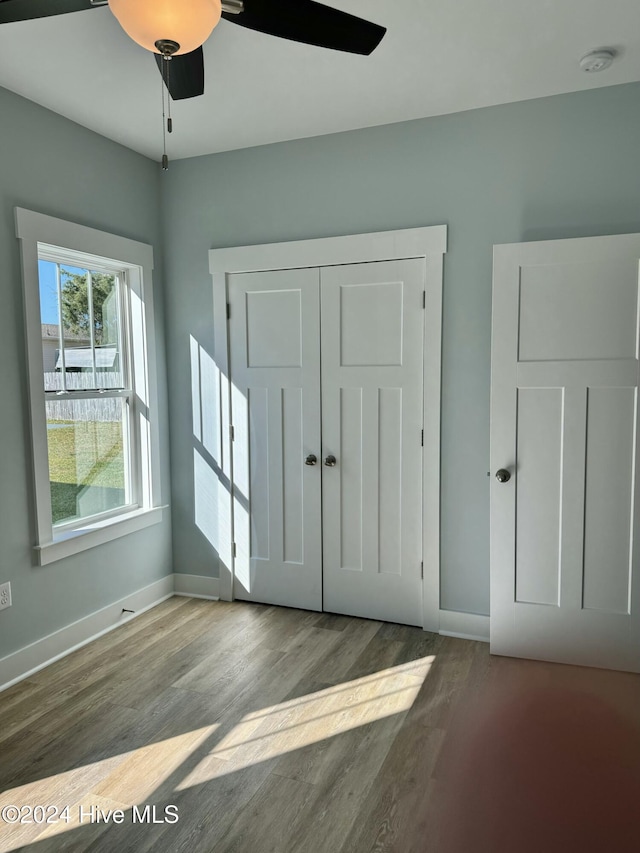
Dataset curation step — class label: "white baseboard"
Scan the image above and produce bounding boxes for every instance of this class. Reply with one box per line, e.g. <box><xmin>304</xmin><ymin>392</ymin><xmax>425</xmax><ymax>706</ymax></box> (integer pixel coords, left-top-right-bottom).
<box><xmin>0</xmin><ymin>575</ymin><xmax>174</xmax><ymax>693</ymax></box>
<box><xmin>0</xmin><ymin>573</ymin><xmax>222</xmax><ymax>693</ymax></box>
<box><xmin>0</xmin><ymin>576</ymin><xmax>485</xmax><ymax>693</ymax></box>
<box><xmin>173</xmin><ymin>573</ymin><xmax>220</xmax><ymax>600</ymax></box>
<box><xmin>438</xmin><ymin>609</ymin><xmax>490</xmax><ymax>643</ymax></box>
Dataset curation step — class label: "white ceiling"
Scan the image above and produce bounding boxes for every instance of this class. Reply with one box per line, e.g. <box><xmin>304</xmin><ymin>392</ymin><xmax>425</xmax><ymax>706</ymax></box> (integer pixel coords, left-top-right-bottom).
<box><xmin>0</xmin><ymin>0</ymin><xmax>639</xmax><ymax>161</ymax></box>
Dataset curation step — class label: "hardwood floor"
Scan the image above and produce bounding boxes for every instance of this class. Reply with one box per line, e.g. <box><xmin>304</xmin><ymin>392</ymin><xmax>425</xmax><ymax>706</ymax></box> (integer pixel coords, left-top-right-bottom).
<box><xmin>1</xmin><ymin>597</ymin><xmax>640</xmax><ymax>852</ymax></box>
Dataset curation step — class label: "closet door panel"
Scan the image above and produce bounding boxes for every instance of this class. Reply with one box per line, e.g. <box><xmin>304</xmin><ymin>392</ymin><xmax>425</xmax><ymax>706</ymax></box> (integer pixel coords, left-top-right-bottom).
<box><xmin>228</xmin><ymin>268</ymin><xmax>322</xmax><ymax>610</ymax></box>
<box><xmin>321</xmin><ymin>259</ymin><xmax>425</xmax><ymax>626</ymax></box>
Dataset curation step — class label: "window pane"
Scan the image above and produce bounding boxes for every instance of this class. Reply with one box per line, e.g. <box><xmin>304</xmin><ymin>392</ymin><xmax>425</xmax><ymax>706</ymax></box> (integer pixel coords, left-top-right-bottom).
<box><xmin>46</xmin><ymin>397</ymin><xmax>131</xmax><ymax>526</ymax></box>
<box><xmin>39</xmin><ymin>260</ymin><xmax>63</xmax><ymax>389</ymax></box>
<box><xmin>39</xmin><ymin>263</ymin><xmax>124</xmax><ymax>391</ymax></box>
<box><xmin>91</xmin><ymin>270</ymin><xmax>123</xmax><ymax>388</ymax></box>
<box><xmin>58</xmin><ymin>265</ymin><xmax>94</xmax><ymax>383</ymax></box>
<box><xmin>57</xmin><ymin>266</ymin><xmax>123</xmax><ymax>389</ymax></box>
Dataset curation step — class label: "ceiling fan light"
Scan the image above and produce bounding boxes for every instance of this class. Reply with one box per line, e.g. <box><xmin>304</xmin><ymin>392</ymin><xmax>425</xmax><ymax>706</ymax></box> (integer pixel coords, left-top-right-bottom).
<box><xmin>109</xmin><ymin>0</ymin><xmax>222</xmax><ymax>55</ymax></box>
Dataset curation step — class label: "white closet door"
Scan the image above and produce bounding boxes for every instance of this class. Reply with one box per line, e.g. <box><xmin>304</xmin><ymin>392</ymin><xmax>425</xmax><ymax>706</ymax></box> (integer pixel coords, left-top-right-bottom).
<box><xmin>228</xmin><ymin>268</ymin><xmax>322</xmax><ymax>611</ymax></box>
<box><xmin>491</xmin><ymin>233</ymin><xmax>640</xmax><ymax>671</ymax></box>
<box><xmin>320</xmin><ymin>259</ymin><xmax>425</xmax><ymax>626</ymax></box>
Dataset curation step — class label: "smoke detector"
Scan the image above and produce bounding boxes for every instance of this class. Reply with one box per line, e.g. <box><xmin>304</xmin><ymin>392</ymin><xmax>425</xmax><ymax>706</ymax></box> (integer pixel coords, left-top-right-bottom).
<box><xmin>579</xmin><ymin>49</ymin><xmax>616</xmax><ymax>73</ymax></box>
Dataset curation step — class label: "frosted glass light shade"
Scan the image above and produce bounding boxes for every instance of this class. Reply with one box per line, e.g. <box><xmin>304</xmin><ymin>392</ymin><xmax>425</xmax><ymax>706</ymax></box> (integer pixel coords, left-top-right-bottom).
<box><xmin>110</xmin><ymin>0</ymin><xmax>222</xmax><ymax>55</ymax></box>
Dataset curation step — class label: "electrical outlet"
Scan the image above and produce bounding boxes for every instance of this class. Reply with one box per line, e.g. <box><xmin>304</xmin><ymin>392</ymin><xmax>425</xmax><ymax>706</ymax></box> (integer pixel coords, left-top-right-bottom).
<box><xmin>0</xmin><ymin>582</ymin><xmax>11</xmax><ymax>611</ymax></box>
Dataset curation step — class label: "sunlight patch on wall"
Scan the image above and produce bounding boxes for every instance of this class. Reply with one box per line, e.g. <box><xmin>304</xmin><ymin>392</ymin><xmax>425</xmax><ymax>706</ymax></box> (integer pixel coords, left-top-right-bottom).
<box><xmin>201</xmin><ymin>348</ymin><xmax>222</xmax><ymax>466</ymax></box>
<box><xmin>233</xmin><ymin>495</ymin><xmax>251</xmax><ymax>592</ymax></box>
<box><xmin>194</xmin><ymin>447</ymin><xmax>231</xmax><ymax>555</ymax></box>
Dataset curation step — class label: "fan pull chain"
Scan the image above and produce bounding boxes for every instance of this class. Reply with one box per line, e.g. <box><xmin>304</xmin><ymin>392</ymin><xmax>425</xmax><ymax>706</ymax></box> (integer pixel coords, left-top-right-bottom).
<box><xmin>167</xmin><ymin>58</ymin><xmax>173</xmax><ymax>135</ymax></box>
<box><xmin>155</xmin><ymin>39</ymin><xmax>179</xmax><ymax>170</ymax></box>
<box><xmin>161</xmin><ymin>58</ymin><xmax>168</xmax><ymax>170</ymax></box>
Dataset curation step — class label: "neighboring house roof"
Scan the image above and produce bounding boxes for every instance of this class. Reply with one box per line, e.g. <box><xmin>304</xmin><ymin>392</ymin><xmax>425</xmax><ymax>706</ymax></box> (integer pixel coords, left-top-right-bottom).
<box><xmin>55</xmin><ymin>346</ymin><xmax>118</xmax><ymax>370</ymax></box>
<box><xmin>41</xmin><ymin>323</ymin><xmax>90</xmax><ymax>343</ymax></box>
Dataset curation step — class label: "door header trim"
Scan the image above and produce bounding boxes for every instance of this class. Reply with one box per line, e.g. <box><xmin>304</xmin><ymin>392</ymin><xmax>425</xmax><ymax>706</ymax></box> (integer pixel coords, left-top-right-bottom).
<box><xmin>209</xmin><ymin>225</ymin><xmax>447</xmax><ymax>275</ymax></box>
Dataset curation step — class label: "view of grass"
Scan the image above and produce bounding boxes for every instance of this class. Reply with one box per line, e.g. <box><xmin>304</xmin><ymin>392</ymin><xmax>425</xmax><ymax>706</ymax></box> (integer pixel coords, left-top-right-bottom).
<box><xmin>47</xmin><ymin>419</ymin><xmax>126</xmax><ymax>524</ymax></box>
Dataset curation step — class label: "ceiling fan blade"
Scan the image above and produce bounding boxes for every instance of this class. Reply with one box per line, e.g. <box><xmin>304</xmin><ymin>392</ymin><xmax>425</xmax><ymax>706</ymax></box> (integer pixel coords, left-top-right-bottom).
<box><xmin>0</xmin><ymin>0</ymin><xmax>100</xmax><ymax>25</ymax></box>
<box><xmin>154</xmin><ymin>47</ymin><xmax>204</xmax><ymax>101</ymax></box>
<box><xmin>222</xmin><ymin>0</ymin><xmax>386</xmax><ymax>56</ymax></box>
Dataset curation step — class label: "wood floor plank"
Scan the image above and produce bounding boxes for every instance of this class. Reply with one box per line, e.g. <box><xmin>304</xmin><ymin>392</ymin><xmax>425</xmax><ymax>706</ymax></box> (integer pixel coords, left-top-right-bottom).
<box><xmin>341</xmin><ymin>637</ymin><xmax>408</xmax><ymax>681</ymax></box>
<box><xmin>22</xmin><ymin>813</ymin><xmax>113</xmax><ymax>853</ymax></box>
<box><xmin>91</xmin><ymin>724</ymin><xmax>215</xmax><ymax>805</ymax></box>
<box><xmin>280</xmin><ymin>714</ymin><xmax>411</xmax><ymax>853</ymax></box>
<box><xmin>82</xmin><ymin>759</ymin><xmax>278</xmax><ymax>853</ymax></box>
<box><xmin>335</xmin><ymin>641</ymin><xmax>473</xmax><ymax>853</ymax></box>
<box><xmin>99</xmin><ymin>683</ymin><xmax>231</xmax><ymax>744</ymax></box>
<box><xmin>28</xmin><ymin>672</ymin><xmax>144</xmax><ymax>739</ymax></box>
<box><xmin>32</xmin><ymin>794</ymin><xmax>130</xmax><ymax>849</ymax></box>
<box><xmin>242</xmin><ymin>604</ymin><xmax>321</xmax><ymax>652</ymax></box>
<box><xmin>0</xmin><ymin>678</ymin><xmax>44</xmax><ymax>712</ymax></box>
<box><xmin>1</xmin><ymin>701</ymin><xmax>141</xmax><ymax>791</ymax></box>
<box><xmin>0</xmin><ymin>728</ymin><xmax>65</xmax><ymax>794</ymax></box>
<box><xmin>171</xmin><ymin>632</ymin><xmax>284</xmax><ymax>695</ymax></box>
<box><xmin>0</xmin><ymin>746</ymin><xmax>133</xmax><ymax>851</ymax></box>
<box><xmin>430</xmin><ymin>636</ymin><xmax>478</xmax><ymax>683</ymax></box>
<box><xmin>338</xmin><ymin>723</ymin><xmax>446</xmax><ymax>853</ymax></box>
<box><xmin>76</xmin><ymin>600</ymin><xmax>246</xmax><ymax>711</ymax></box>
<box><xmin>213</xmin><ymin>772</ymin><xmax>317</xmax><ymax>853</ymax></box>
<box><xmin>214</xmin><ymin>625</ymin><xmax>345</xmax><ymax>727</ymax></box>
<box><xmin>313</xmin><ymin>612</ymin><xmax>353</xmax><ymax>632</ymax></box>
<box><xmin>310</xmin><ymin>618</ymin><xmax>382</xmax><ymax>684</ymax></box>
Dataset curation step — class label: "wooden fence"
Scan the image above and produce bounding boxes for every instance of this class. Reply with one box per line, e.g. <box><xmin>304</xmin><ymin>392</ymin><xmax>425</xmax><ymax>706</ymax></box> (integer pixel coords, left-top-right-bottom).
<box><xmin>44</xmin><ymin>372</ymin><xmax>122</xmax><ymax>422</ymax></box>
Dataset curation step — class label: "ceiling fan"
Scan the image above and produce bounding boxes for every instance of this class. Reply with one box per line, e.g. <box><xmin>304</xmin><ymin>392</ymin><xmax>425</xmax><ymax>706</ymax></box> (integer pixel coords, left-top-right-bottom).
<box><xmin>0</xmin><ymin>0</ymin><xmax>387</xmax><ymax>101</ymax></box>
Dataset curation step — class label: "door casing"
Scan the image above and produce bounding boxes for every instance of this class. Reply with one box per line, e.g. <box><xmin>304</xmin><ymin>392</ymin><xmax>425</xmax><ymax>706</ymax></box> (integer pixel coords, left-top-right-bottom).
<box><xmin>210</xmin><ymin>226</ymin><xmax>447</xmax><ymax>631</ymax></box>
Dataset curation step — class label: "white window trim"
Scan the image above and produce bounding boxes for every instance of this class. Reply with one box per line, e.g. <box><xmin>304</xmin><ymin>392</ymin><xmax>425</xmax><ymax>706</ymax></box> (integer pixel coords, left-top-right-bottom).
<box><xmin>16</xmin><ymin>208</ymin><xmax>165</xmax><ymax>565</ymax></box>
<box><xmin>209</xmin><ymin>225</ymin><xmax>446</xmax><ymax>633</ymax></box>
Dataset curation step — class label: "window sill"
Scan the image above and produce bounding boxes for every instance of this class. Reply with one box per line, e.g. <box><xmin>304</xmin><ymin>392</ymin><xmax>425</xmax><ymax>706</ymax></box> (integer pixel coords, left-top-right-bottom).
<box><xmin>34</xmin><ymin>506</ymin><xmax>168</xmax><ymax>566</ymax></box>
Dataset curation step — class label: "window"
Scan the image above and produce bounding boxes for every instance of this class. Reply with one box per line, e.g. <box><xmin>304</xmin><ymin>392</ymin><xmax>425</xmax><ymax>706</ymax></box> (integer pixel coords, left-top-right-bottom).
<box><xmin>17</xmin><ymin>209</ymin><xmax>164</xmax><ymax>565</ymax></box>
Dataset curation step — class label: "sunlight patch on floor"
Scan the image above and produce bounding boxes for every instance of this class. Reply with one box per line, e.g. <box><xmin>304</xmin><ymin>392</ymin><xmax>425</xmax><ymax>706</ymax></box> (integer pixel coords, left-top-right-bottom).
<box><xmin>92</xmin><ymin>725</ymin><xmax>215</xmax><ymax>803</ymax></box>
<box><xmin>177</xmin><ymin>656</ymin><xmax>434</xmax><ymax>789</ymax></box>
<box><xmin>0</xmin><ymin>727</ymin><xmax>215</xmax><ymax>852</ymax></box>
<box><xmin>0</xmin><ymin>756</ymin><xmax>126</xmax><ymax>853</ymax></box>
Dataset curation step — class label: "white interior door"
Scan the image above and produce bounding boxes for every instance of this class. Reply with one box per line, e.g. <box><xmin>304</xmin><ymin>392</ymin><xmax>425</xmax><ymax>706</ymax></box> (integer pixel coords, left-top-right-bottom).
<box><xmin>228</xmin><ymin>268</ymin><xmax>322</xmax><ymax>610</ymax></box>
<box><xmin>321</xmin><ymin>259</ymin><xmax>425</xmax><ymax>626</ymax></box>
<box><xmin>491</xmin><ymin>233</ymin><xmax>640</xmax><ymax>671</ymax></box>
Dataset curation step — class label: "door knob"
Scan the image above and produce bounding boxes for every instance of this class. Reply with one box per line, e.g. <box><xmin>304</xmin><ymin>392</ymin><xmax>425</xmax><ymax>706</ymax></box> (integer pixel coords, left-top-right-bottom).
<box><xmin>495</xmin><ymin>468</ymin><xmax>511</xmax><ymax>483</ymax></box>
<box><xmin>324</xmin><ymin>455</ymin><xmax>337</xmax><ymax>467</ymax></box>
<box><xmin>305</xmin><ymin>454</ymin><xmax>317</xmax><ymax>466</ymax></box>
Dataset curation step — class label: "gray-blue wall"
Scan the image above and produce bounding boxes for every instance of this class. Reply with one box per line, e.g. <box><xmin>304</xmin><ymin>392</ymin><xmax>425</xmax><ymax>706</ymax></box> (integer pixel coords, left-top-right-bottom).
<box><xmin>162</xmin><ymin>82</ymin><xmax>640</xmax><ymax>615</ymax></box>
<box><xmin>0</xmin><ymin>86</ymin><xmax>172</xmax><ymax>658</ymax></box>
